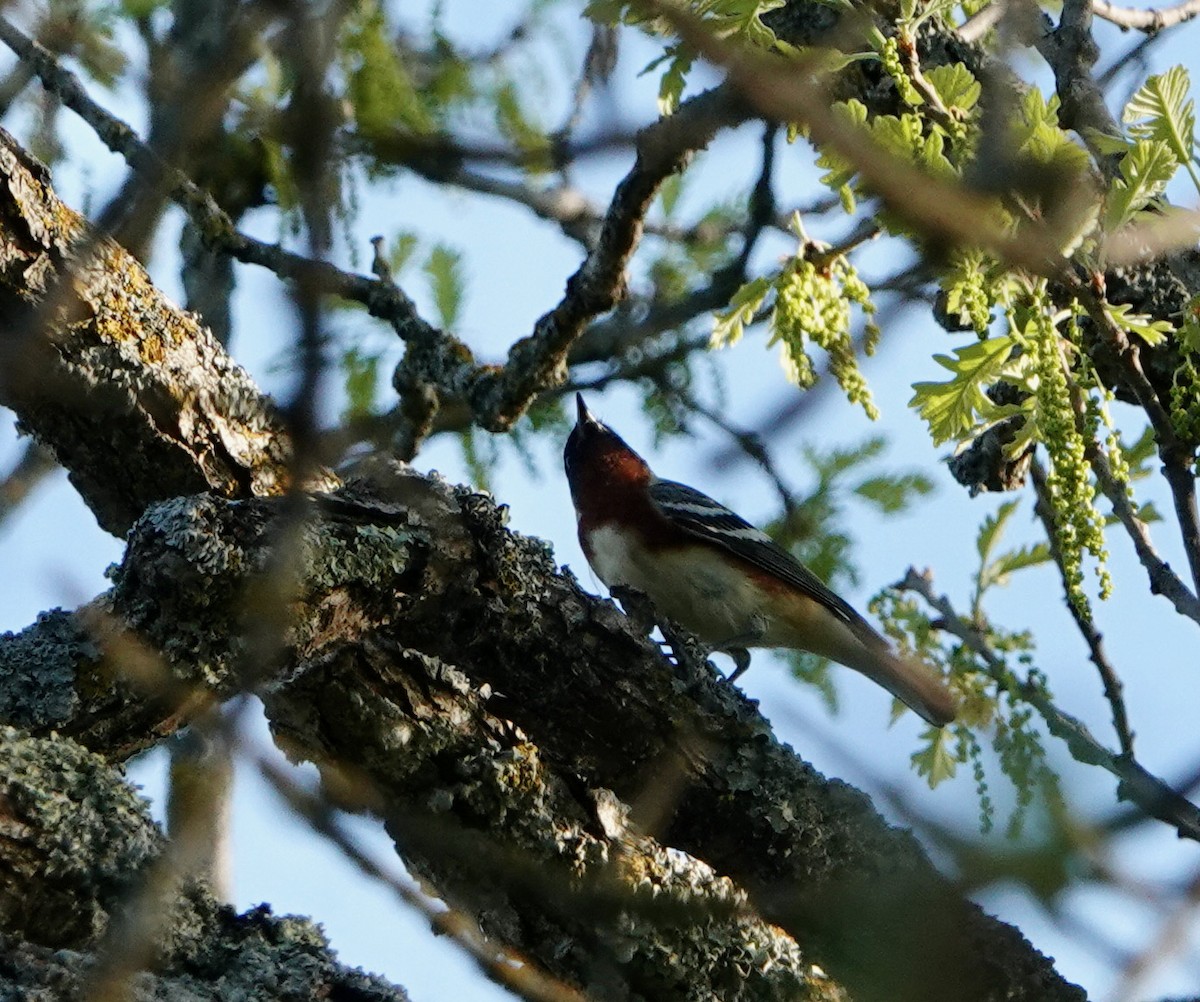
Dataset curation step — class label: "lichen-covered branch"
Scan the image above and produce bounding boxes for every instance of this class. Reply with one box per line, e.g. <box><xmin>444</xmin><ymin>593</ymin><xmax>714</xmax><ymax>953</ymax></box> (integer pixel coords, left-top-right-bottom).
<box><xmin>0</xmin><ymin>728</ymin><xmax>413</xmax><ymax>1002</ymax></box>
<box><xmin>1</xmin><ymin>472</ymin><xmax>1086</xmax><ymax>1001</ymax></box>
<box><xmin>0</xmin><ymin>127</ymin><xmax>315</xmax><ymax>536</ymax></box>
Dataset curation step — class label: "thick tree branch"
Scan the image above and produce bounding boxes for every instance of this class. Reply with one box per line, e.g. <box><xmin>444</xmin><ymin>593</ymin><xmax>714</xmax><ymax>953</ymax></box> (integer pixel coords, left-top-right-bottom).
<box><xmin>2</xmin><ymin>473</ymin><xmax>1087</xmax><ymax>1002</ymax></box>
<box><xmin>1037</xmin><ymin>0</ymin><xmax>1122</xmax><ymax>153</ymax></box>
<box><xmin>0</xmin><ymin>129</ymin><xmax>320</xmax><ymax>536</ymax></box>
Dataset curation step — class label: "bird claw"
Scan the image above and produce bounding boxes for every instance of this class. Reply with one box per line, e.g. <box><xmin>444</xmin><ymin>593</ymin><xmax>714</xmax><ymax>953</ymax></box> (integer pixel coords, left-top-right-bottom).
<box><xmin>609</xmin><ymin>585</ymin><xmax>658</xmax><ymax>637</ymax></box>
<box><xmin>725</xmin><ymin>647</ymin><xmax>752</xmax><ymax>683</ymax></box>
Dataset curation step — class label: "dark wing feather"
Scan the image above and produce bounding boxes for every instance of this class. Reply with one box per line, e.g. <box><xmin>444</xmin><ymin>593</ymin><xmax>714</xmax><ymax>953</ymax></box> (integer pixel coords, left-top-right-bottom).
<box><xmin>648</xmin><ymin>480</ymin><xmax>884</xmax><ymax>646</ymax></box>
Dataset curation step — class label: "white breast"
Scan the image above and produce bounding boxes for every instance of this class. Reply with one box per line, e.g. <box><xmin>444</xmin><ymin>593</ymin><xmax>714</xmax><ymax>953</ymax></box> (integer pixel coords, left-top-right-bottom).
<box><xmin>584</xmin><ymin>524</ymin><xmax>766</xmax><ymax>645</ymax></box>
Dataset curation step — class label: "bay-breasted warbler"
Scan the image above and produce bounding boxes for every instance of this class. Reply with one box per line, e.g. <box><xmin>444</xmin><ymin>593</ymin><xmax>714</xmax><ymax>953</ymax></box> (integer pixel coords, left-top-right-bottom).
<box><xmin>564</xmin><ymin>394</ymin><xmax>956</xmax><ymax>726</ymax></box>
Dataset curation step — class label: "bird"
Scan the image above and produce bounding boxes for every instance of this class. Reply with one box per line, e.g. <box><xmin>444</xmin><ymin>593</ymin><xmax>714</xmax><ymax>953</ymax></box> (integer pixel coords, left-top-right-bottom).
<box><xmin>563</xmin><ymin>393</ymin><xmax>956</xmax><ymax>726</ymax></box>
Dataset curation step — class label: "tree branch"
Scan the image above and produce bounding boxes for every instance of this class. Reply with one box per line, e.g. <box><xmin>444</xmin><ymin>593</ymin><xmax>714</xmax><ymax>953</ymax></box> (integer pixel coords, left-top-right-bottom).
<box><xmin>2</xmin><ymin>474</ymin><xmax>1087</xmax><ymax>1001</ymax></box>
<box><xmin>0</xmin><ymin>15</ymin><xmax>752</xmax><ymax>436</ymax></box>
<box><xmin>897</xmin><ymin>568</ymin><xmax>1200</xmax><ymax>842</ymax></box>
<box><xmin>1092</xmin><ymin>0</ymin><xmax>1200</xmax><ymax>31</ymax></box>
<box><xmin>0</xmin><ymin>128</ymin><xmax>324</xmax><ymax>536</ymax></box>
<box><xmin>0</xmin><ymin>439</ymin><xmax>56</xmax><ymax>530</ymax></box>
<box><xmin>0</xmin><ymin>728</ymin><xmax>414</xmax><ymax>1002</ymax></box>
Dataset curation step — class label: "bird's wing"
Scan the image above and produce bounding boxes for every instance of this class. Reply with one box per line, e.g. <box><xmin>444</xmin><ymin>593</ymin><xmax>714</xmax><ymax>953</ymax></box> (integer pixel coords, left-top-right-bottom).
<box><xmin>648</xmin><ymin>479</ymin><xmax>885</xmax><ymax>648</ymax></box>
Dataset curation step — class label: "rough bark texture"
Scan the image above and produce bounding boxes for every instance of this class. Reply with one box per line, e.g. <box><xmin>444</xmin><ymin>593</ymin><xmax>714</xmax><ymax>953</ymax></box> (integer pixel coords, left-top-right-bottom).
<box><xmin>2</xmin><ymin>469</ymin><xmax>1084</xmax><ymax>1001</ymax></box>
<box><xmin>0</xmin><ymin>729</ymin><xmax>409</xmax><ymax>1000</ymax></box>
<box><xmin>0</xmin><ymin>128</ymin><xmax>324</xmax><ymax>537</ymax></box>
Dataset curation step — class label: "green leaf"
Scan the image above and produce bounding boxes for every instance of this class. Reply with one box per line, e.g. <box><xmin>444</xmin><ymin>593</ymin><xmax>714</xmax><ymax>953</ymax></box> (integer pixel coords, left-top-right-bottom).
<box><xmin>1180</xmin><ymin>294</ymin><xmax>1200</xmax><ymax>353</ymax></box>
<box><xmin>1105</xmin><ymin>301</ymin><xmax>1175</xmax><ymax>346</ymax></box>
<box><xmin>1123</xmin><ymin>65</ymin><xmax>1196</xmax><ymax>170</ymax></box>
<box><xmin>912</xmin><ymin>727</ymin><xmax>960</xmax><ymax>786</ymax></box>
<box><xmin>977</xmin><ymin>499</ymin><xmax>1020</xmax><ymax>565</ymax></box>
<box><xmin>908</xmin><ymin>0</ymin><xmax>962</xmax><ymax>27</ymax></box>
<box><xmin>925</xmin><ymin>63</ymin><xmax>982</xmax><ymax>113</ymax></box>
<box><xmin>656</xmin><ymin>47</ymin><xmax>694</xmax><ymax>116</ymax></box>
<box><xmin>389</xmin><ymin>232</ymin><xmax>420</xmax><ymax>275</ymax></box>
<box><xmin>815</xmin><ymin>100</ymin><xmax>869</xmax><ymax>195</ymax></box>
<box><xmin>424</xmin><ymin>245</ymin><xmax>465</xmax><ymax>329</ymax></box>
<box><xmin>980</xmin><ymin>542</ymin><xmax>1054</xmax><ymax>596</ymax></box>
<box><xmin>1084</xmin><ymin>129</ymin><xmax>1134</xmax><ymax>157</ymax></box>
<box><xmin>910</xmin><ymin>335</ymin><xmax>1016</xmax><ymax>444</ymax></box>
<box><xmin>494</xmin><ymin>80</ymin><xmax>549</xmax><ymax>163</ymax></box>
<box><xmin>122</xmin><ymin>0</ymin><xmax>168</xmax><ymax>16</ymax></box>
<box><xmin>1104</xmin><ymin>139</ymin><xmax>1178</xmax><ymax>232</ymax></box>
<box><xmin>711</xmin><ymin>276</ymin><xmax>772</xmax><ymax>347</ymax></box>
<box><xmin>659</xmin><ymin>173</ymin><xmax>684</xmax><ymax>218</ymax></box>
<box><xmin>853</xmin><ymin>472</ymin><xmax>935</xmax><ymax>513</ymax></box>
<box><xmin>703</xmin><ymin>0</ymin><xmax>785</xmax><ymax>47</ymax></box>
<box><xmin>344</xmin><ymin>1</ymin><xmax>433</xmax><ymax>137</ymax></box>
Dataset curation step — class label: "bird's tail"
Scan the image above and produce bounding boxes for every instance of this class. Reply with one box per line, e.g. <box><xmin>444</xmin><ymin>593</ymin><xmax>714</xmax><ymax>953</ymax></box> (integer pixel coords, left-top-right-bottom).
<box><xmin>845</xmin><ymin>643</ymin><xmax>957</xmax><ymax>727</ymax></box>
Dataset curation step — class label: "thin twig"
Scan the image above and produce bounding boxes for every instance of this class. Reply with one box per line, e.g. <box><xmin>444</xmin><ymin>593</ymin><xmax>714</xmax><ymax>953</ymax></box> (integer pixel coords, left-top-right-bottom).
<box><xmin>898</xmin><ymin>567</ymin><xmax>1200</xmax><ymax>843</ymax></box>
<box><xmin>1030</xmin><ymin>458</ymin><xmax>1135</xmax><ymax>756</ymax></box>
<box><xmin>0</xmin><ymin>438</ymin><xmax>56</xmax><ymax>530</ymax></box>
<box><xmin>677</xmin><ymin>389</ymin><xmax>798</xmax><ymax>515</ymax></box>
<box><xmin>1108</xmin><ymin>864</ymin><xmax>1200</xmax><ymax>1002</ymax></box>
<box><xmin>1089</xmin><ymin>445</ymin><xmax>1200</xmax><ymax>624</ymax></box>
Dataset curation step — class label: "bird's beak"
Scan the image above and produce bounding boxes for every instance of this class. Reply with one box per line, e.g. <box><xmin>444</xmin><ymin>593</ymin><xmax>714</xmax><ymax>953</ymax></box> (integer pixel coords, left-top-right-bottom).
<box><xmin>575</xmin><ymin>393</ymin><xmax>598</xmax><ymax>428</ymax></box>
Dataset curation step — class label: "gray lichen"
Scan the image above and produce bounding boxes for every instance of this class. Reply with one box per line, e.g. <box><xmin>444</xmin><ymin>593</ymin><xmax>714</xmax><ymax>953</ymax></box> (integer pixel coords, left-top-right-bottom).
<box><xmin>0</xmin><ymin>610</ymin><xmax>93</xmax><ymax>730</ymax></box>
<box><xmin>0</xmin><ymin>728</ymin><xmax>410</xmax><ymax>1001</ymax></box>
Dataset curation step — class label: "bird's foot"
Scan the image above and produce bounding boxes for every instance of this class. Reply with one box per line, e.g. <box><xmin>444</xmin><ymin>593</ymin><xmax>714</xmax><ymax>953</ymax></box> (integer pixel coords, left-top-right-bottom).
<box><xmin>725</xmin><ymin>647</ymin><xmax>752</xmax><ymax>683</ymax></box>
<box><xmin>609</xmin><ymin>585</ymin><xmax>658</xmax><ymax>638</ymax></box>
<box><xmin>608</xmin><ymin>586</ymin><xmax>714</xmax><ymax>680</ymax></box>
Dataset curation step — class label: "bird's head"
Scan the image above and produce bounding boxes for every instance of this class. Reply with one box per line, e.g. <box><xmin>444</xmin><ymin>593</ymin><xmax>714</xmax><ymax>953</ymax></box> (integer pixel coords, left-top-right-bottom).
<box><xmin>564</xmin><ymin>394</ymin><xmax>652</xmax><ymax>506</ymax></box>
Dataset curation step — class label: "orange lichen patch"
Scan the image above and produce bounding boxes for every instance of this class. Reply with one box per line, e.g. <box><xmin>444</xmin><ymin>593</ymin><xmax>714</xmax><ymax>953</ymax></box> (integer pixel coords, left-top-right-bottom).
<box><xmin>138</xmin><ymin>333</ymin><xmax>166</xmax><ymax>365</ymax></box>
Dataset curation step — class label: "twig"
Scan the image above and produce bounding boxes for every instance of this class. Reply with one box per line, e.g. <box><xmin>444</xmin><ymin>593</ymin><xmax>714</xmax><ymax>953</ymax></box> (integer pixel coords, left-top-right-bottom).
<box><xmin>0</xmin><ymin>439</ymin><xmax>56</xmax><ymax>530</ymax></box>
<box><xmin>551</xmin><ymin>22</ymin><xmax>618</xmax><ymax>154</ymax></box>
<box><xmin>676</xmin><ymin>389</ymin><xmax>798</xmax><ymax>515</ymax></box>
<box><xmin>471</xmin><ymin>84</ymin><xmax>751</xmax><ymax>431</ymax></box>
<box><xmin>897</xmin><ymin>32</ymin><xmax>962</xmax><ymax>135</ymax></box>
<box><xmin>1030</xmin><ymin>458</ymin><xmax>1135</xmax><ymax>756</ymax></box>
<box><xmin>1092</xmin><ymin>0</ymin><xmax>1200</xmax><ymax>31</ymax></box>
<box><xmin>958</xmin><ymin>1</ymin><xmax>1008</xmax><ymax>43</ymax></box>
<box><xmin>897</xmin><ymin>567</ymin><xmax>1200</xmax><ymax>842</ymax></box>
<box><xmin>1108</xmin><ymin>864</ymin><xmax>1200</xmax><ymax>1002</ymax></box>
<box><xmin>1089</xmin><ymin>444</ymin><xmax>1200</xmax><ymax>624</ymax></box>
